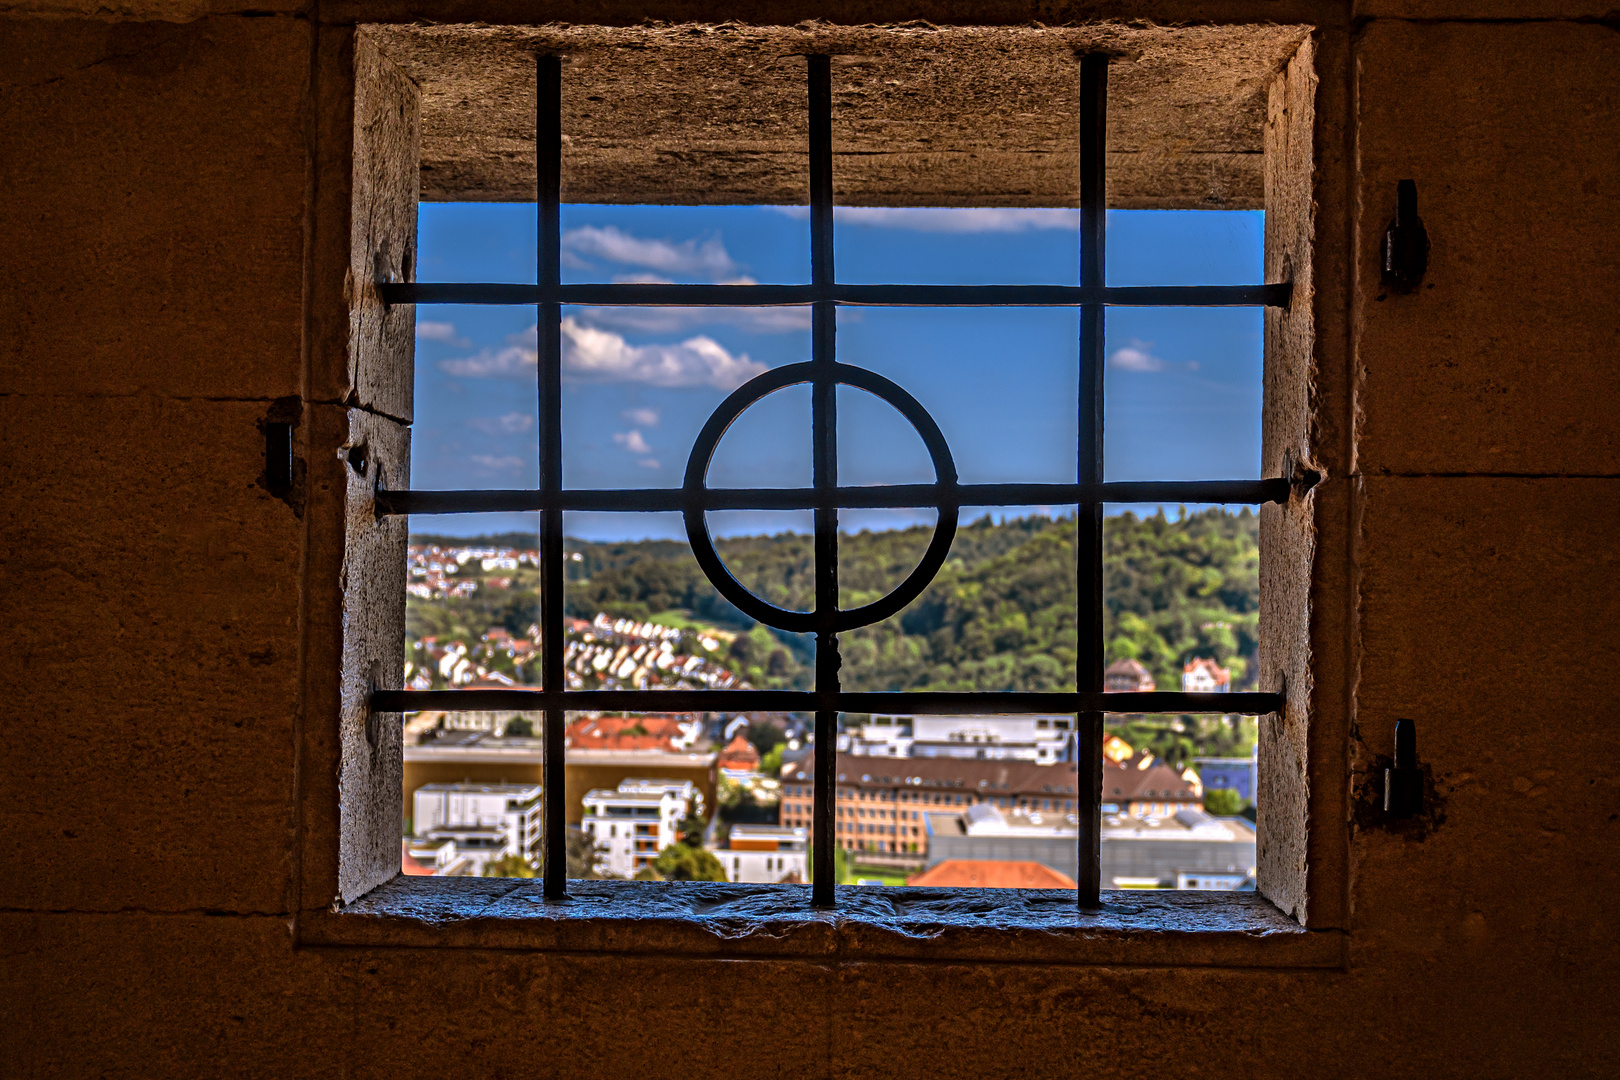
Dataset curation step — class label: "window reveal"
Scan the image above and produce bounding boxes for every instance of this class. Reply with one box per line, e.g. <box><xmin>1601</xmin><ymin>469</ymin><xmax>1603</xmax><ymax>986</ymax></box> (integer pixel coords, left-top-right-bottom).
<box><xmin>372</xmin><ymin>53</ymin><xmax>1291</xmax><ymax>909</ymax></box>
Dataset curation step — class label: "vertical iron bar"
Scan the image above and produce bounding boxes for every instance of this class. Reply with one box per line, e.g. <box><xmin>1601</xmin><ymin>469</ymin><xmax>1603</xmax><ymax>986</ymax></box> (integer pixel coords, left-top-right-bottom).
<box><xmin>1076</xmin><ymin>53</ymin><xmax>1108</xmax><ymax>910</ymax></box>
<box><xmin>537</xmin><ymin>54</ymin><xmax>567</xmax><ymax>900</ymax></box>
<box><xmin>808</xmin><ymin>54</ymin><xmax>839</xmax><ymax>909</ymax></box>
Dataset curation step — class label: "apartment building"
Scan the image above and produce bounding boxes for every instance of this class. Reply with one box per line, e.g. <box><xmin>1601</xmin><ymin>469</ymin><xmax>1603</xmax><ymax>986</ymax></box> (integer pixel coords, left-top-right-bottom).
<box><xmin>410</xmin><ymin>781</ymin><xmax>543</xmax><ymax>877</ymax></box>
<box><xmin>844</xmin><ymin>714</ymin><xmax>1076</xmax><ymax>764</ymax></box>
<box><xmin>714</xmin><ymin>824</ymin><xmax>807</xmax><ymax>884</ymax></box>
<box><xmin>580</xmin><ymin>778</ymin><xmax>702</xmax><ymax>878</ymax></box>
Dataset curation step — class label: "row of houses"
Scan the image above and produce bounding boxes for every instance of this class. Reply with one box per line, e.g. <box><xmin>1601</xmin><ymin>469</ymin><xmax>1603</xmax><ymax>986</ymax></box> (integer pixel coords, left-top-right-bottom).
<box><xmin>403</xmin><ymin>774</ymin><xmax>807</xmax><ymax>884</ymax></box>
<box><xmin>1103</xmin><ymin>655</ymin><xmax>1235</xmax><ymax>693</ymax></box>
<box><xmin>404</xmin><ymin>611</ymin><xmax>744</xmax><ymax>694</ymax></box>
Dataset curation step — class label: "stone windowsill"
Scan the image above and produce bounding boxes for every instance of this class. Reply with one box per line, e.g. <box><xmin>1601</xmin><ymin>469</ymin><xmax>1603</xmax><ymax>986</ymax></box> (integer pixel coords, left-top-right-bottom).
<box><xmin>301</xmin><ymin>878</ymin><xmax>1342</xmax><ymax>969</ymax></box>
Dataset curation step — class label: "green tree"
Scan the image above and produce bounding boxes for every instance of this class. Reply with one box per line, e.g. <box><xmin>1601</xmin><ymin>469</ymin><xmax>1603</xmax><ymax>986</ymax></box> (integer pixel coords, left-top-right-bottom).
<box><xmin>1203</xmin><ymin>787</ymin><xmax>1248</xmax><ymax>817</ymax></box>
<box><xmin>804</xmin><ymin>844</ymin><xmax>851</xmax><ymax>884</ymax></box>
<box><xmin>483</xmin><ymin>853</ymin><xmax>537</xmax><ymax>878</ymax></box>
<box><xmin>502</xmin><ymin>715</ymin><xmax>534</xmax><ymax>737</ymax></box>
<box><xmin>759</xmin><ymin>742</ymin><xmax>785</xmax><ymax>776</ymax></box>
<box><xmin>411</xmin><ymin>508</ymin><xmax>1264</xmax><ymax>759</ymax></box>
<box><xmin>651</xmin><ymin>841</ymin><xmax>728</xmax><ymax>881</ymax></box>
<box><xmin>746</xmin><ymin>718</ymin><xmax>786</xmax><ymax>757</ymax></box>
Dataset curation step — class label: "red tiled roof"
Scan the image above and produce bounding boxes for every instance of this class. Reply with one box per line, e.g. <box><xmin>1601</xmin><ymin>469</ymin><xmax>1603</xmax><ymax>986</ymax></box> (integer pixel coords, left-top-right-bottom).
<box><xmin>717</xmin><ymin>733</ymin><xmax>761</xmax><ymax>769</ymax></box>
<box><xmin>401</xmin><ymin>841</ymin><xmax>437</xmax><ymax>876</ymax></box>
<box><xmin>1183</xmin><ymin>657</ymin><xmax>1232</xmax><ymax>686</ymax></box>
<box><xmin>565</xmin><ymin>715</ymin><xmax>691</xmax><ymax>753</ymax></box>
<box><xmin>907</xmin><ymin>860</ymin><xmax>1077</xmax><ymax>889</ymax></box>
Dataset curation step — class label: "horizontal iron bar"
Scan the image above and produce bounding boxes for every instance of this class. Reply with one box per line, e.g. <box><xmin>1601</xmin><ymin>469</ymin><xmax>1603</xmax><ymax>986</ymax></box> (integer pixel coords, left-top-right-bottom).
<box><xmin>370</xmin><ymin>688</ymin><xmax>1282</xmax><ymax>716</ymax></box>
<box><xmin>380</xmin><ymin>281</ymin><xmax>1291</xmax><ymax>309</ymax></box>
<box><xmin>377</xmin><ymin>479</ymin><xmax>1290</xmax><ymax>517</ymax></box>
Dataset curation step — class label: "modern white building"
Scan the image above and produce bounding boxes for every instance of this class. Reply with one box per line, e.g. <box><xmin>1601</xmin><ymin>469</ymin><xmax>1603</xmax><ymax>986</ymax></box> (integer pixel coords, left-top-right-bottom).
<box><xmin>922</xmin><ymin>803</ymin><xmax>1256</xmax><ymax>890</ymax></box>
<box><xmin>848</xmin><ymin>715</ymin><xmax>1076</xmax><ymax>764</ymax></box>
<box><xmin>579</xmin><ymin>778</ymin><xmax>702</xmax><ymax>878</ymax></box>
<box><xmin>842</xmin><ymin>716</ymin><xmax>914</xmax><ymax>757</ymax></box>
<box><xmin>411</xmin><ymin>781</ymin><xmax>543</xmax><ymax>876</ymax></box>
<box><xmin>402</xmin><ymin>836</ymin><xmax>475</xmax><ymax>877</ymax></box>
<box><xmin>713</xmin><ymin>824</ymin><xmax>808</xmax><ymax>884</ymax></box>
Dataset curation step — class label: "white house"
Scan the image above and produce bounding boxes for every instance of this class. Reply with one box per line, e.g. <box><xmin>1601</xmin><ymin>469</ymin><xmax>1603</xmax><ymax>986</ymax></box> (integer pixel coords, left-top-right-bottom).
<box><xmin>1180</xmin><ymin>657</ymin><xmax>1231</xmax><ymax>693</ymax></box>
<box><xmin>844</xmin><ymin>715</ymin><xmax>1075</xmax><ymax>764</ymax></box>
<box><xmin>714</xmin><ymin>824</ymin><xmax>808</xmax><ymax>884</ymax></box>
<box><xmin>913</xmin><ymin>714</ymin><xmax>1074</xmax><ymax>764</ymax></box>
<box><xmin>411</xmin><ymin>781</ymin><xmax>543</xmax><ymax>876</ymax></box>
<box><xmin>579</xmin><ymin>778</ymin><xmax>702</xmax><ymax>878</ymax></box>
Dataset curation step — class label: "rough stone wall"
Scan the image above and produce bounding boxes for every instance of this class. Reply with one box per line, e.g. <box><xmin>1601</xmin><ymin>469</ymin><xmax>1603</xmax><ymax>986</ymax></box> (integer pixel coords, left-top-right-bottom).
<box><xmin>4</xmin><ymin>6</ymin><xmax>1620</xmax><ymax>1079</ymax></box>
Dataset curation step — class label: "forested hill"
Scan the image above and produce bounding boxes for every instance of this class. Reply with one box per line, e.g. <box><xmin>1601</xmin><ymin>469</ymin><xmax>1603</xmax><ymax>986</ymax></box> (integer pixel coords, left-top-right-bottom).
<box><xmin>415</xmin><ymin>508</ymin><xmax>1260</xmax><ymax>694</ymax></box>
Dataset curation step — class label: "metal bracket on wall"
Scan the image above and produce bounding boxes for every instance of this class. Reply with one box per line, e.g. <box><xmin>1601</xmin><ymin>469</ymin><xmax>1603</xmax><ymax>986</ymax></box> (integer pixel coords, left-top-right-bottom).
<box><xmin>1381</xmin><ymin>180</ymin><xmax>1430</xmax><ymax>293</ymax></box>
<box><xmin>265</xmin><ymin>422</ymin><xmax>294</xmax><ymax>496</ymax></box>
<box><xmin>1385</xmin><ymin>718</ymin><xmax>1424</xmax><ymax>817</ymax></box>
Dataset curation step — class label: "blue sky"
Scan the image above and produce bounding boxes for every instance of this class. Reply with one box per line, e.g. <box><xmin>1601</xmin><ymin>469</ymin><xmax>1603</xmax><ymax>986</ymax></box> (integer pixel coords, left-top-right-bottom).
<box><xmin>411</xmin><ymin>205</ymin><xmax>1263</xmax><ymax>541</ymax></box>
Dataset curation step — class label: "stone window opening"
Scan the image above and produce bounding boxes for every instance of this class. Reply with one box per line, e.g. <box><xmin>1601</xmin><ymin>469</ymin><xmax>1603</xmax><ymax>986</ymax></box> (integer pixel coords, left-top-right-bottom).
<box><xmin>318</xmin><ymin>22</ymin><xmax>1332</xmax><ymax>962</ymax></box>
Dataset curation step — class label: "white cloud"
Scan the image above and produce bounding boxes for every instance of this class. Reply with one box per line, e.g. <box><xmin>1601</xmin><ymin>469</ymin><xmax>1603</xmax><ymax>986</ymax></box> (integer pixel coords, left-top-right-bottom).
<box><xmin>637</xmin><ymin>458</ymin><xmax>661</xmax><ymax>470</ymax></box>
<box><xmin>469</xmin><ymin>454</ymin><xmax>526</xmax><ymax>473</ymax></box>
<box><xmin>613</xmin><ymin>430</ymin><xmax>653</xmax><ymax>455</ymax></box>
<box><xmin>1107</xmin><ymin>339</ymin><xmax>1200</xmax><ymax>374</ymax></box>
<box><xmin>622</xmin><ymin>407</ymin><xmax>660</xmax><ymax>427</ymax></box>
<box><xmin>777</xmin><ymin>206</ymin><xmax>1081</xmax><ymax>233</ymax></box>
<box><xmin>579</xmin><ymin>305</ymin><xmax>811</xmax><ymax>335</ymax></box>
<box><xmin>439</xmin><ymin>318</ymin><xmax>767</xmax><ymax>390</ymax></box>
<box><xmin>438</xmin><ymin>343</ymin><xmax>534</xmax><ymax>379</ymax></box>
<box><xmin>562</xmin><ymin>317</ymin><xmax>766</xmax><ymax>390</ymax></box>
<box><xmin>563</xmin><ymin>225</ymin><xmax>738</xmax><ymax>279</ymax></box>
<box><xmin>416</xmin><ymin>320</ymin><xmax>469</xmax><ymax>346</ymax></box>
<box><xmin>468</xmin><ymin>412</ymin><xmax>534</xmax><ymax>435</ymax></box>
<box><xmin>1108</xmin><ymin>344</ymin><xmax>1166</xmax><ymax>372</ymax></box>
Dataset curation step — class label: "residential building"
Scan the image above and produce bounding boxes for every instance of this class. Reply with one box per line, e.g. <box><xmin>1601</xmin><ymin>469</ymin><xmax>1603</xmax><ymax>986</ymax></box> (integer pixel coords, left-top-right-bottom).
<box><xmin>713</xmin><ymin>824</ymin><xmax>807</xmax><ymax>883</ymax></box>
<box><xmin>401</xmin><ymin>837</ymin><xmax>474</xmax><ymax>877</ymax></box>
<box><xmin>1196</xmin><ymin>751</ymin><xmax>1258</xmax><ymax>802</ymax></box>
<box><xmin>565</xmin><ymin>714</ymin><xmax>705</xmax><ymax>753</ymax></box>
<box><xmin>404</xmin><ymin>730</ymin><xmax>717</xmax><ymax>827</ymax></box>
<box><xmin>716</xmin><ymin>733</ymin><xmax>762</xmax><ymax>777</ymax></box>
<box><xmin>906</xmin><ymin>859</ymin><xmax>1077</xmax><ymax>889</ymax></box>
<box><xmin>410</xmin><ymin>781</ymin><xmax>542</xmax><ymax>877</ymax></box>
<box><xmin>910</xmin><ymin>714</ymin><xmax>1075</xmax><ymax>764</ymax></box>
<box><xmin>1107</xmin><ymin>752</ymin><xmax>1203</xmax><ymax>817</ymax></box>
<box><xmin>843</xmin><ymin>717</ymin><xmax>913</xmax><ymax>757</ymax></box>
<box><xmin>1102</xmin><ymin>734</ymin><xmax>1135</xmax><ymax>764</ymax></box>
<box><xmin>1104</xmin><ymin>657</ymin><xmax>1157</xmax><ymax>693</ymax></box>
<box><xmin>580</xmin><ymin>778</ymin><xmax>702</xmax><ymax>878</ymax></box>
<box><xmin>1181</xmin><ymin>657</ymin><xmax>1232</xmax><ymax>693</ymax></box>
<box><xmin>845</xmin><ymin>714</ymin><xmax>1075</xmax><ymax>764</ymax></box>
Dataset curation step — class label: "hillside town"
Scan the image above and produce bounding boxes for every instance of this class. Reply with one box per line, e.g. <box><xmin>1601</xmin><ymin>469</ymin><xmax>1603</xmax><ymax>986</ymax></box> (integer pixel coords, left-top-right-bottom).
<box><xmin>399</xmin><ymin>543</ymin><xmax>1258</xmax><ymax>890</ymax></box>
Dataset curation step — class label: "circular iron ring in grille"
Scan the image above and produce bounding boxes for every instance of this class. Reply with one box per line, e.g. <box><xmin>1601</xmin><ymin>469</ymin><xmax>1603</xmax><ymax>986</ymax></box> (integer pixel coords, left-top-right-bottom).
<box><xmin>683</xmin><ymin>362</ymin><xmax>959</xmax><ymax>635</ymax></box>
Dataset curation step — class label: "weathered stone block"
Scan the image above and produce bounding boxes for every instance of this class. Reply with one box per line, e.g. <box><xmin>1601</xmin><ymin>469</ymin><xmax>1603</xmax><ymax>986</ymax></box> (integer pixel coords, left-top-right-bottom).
<box><xmin>0</xmin><ymin>394</ymin><xmax>304</xmax><ymax>914</ymax></box>
<box><xmin>1353</xmin><ymin>476</ymin><xmax>1620</xmax><ymax>941</ymax></box>
<box><xmin>1354</xmin><ymin>0</ymin><xmax>1615</xmax><ymax>18</ymax></box>
<box><xmin>0</xmin><ymin>18</ymin><xmax>310</xmax><ymax>402</ymax></box>
<box><xmin>335</xmin><ymin>407</ymin><xmax>410</xmax><ymax>903</ymax></box>
<box><xmin>1356</xmin><ymin>21</ymin><xmax>1620</xmax><ymax>476</ymax></box>
<box><xmin>345</xmin><ymin>31</ymin><xmax>419</xmax><ymax>425</ymax></box>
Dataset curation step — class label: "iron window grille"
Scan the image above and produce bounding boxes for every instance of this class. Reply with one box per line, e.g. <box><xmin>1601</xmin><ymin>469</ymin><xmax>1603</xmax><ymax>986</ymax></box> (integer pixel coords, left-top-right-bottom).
<box><xmin>372</xmin><ymin>53</ymin><xmax>1291</xmax><ymax>909</ymax></box>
